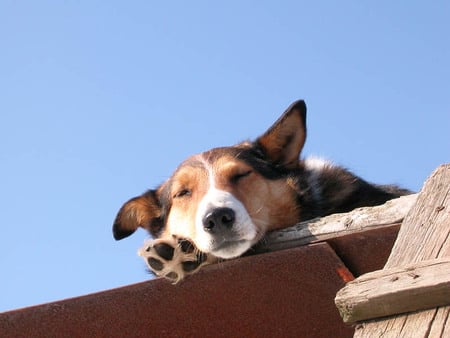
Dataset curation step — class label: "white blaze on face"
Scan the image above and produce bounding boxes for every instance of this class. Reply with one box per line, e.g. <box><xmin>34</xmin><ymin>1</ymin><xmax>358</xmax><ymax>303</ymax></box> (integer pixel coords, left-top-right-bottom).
<box><xmin>194</xmin><ymin>161</ymin><xmax>258</xmax><ymax>259</ymax></box>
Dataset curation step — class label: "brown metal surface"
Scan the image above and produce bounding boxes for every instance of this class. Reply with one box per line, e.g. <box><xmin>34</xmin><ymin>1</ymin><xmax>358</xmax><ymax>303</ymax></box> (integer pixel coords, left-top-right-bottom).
<box><xmin>0</xmin><ymin>243</ymin><xmax>354</xmax><ymax>338</ymax></box>
<box><xmin>328</xmin><ymin>224</ymin><xmax>401</xmax><ymax>277</ymax></box>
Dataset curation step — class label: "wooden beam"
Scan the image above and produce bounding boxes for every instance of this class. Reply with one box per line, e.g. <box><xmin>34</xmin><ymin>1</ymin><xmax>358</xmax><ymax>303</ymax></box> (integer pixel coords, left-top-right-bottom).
<box><xmin>335</xmin><ymin>257</ymin><xmax>450</xmax><ymax>323</ymax></box>
<box><xmin>257</xmin><ymin>194</ymin><xmax>417</xmax><ymax>252</ymax></box>
<box><xmin>336</xmin><ymin>164</ymin><xmax>450</xmax><ymax>337</ymax></box>
<box><xmin>385</xmin><ymin>165</ymin><xmax>450</xmax><ymax>267</ymax></box>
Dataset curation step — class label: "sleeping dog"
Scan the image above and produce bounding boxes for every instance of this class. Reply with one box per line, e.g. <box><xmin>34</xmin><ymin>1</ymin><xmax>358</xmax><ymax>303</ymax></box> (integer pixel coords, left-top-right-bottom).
<box><xmin>112</xmin><ymin>100</ymin><xmax>410</xmax><ymax>282</ymax></box>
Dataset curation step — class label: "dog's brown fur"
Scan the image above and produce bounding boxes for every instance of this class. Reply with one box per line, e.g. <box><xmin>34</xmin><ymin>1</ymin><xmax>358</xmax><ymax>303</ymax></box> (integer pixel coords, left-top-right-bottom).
<box><xmin>113</xmin><ymin>100</ymin><xmax>411</xmax><ymax>271</ymax></box>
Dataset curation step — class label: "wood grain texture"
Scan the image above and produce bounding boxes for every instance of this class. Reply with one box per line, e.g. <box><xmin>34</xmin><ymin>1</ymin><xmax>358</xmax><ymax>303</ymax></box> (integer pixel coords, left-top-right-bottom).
<box><xmin>335</xmin><ymin>257</ymin><xmax>450</xmax><ymax>323</ymax></box>
<box><xmin>352</xmin><ymin>164</ymin><xmax>450</xmax><ymax>338</ymax></box>
<box><xmin>386</xmin><ymin>165</ymin><xmax>450</xmax><ymax>267</ymax></box>
<box><xmin>258</xmin><ymin>194</ymin><xmax>417</xmax><ymax>252</ymax></box>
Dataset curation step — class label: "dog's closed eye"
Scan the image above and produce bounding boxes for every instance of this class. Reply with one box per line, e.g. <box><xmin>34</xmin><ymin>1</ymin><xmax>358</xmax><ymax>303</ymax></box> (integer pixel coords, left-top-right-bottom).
<box><xmin>173</xmin><ymin>189</ymin><xmax>192</xmax><ymax>198</ymax></box>
<box><xmin>230</xmin><ymin>170</ymin><xmax>253</xmax><ymax>184</ymax></box>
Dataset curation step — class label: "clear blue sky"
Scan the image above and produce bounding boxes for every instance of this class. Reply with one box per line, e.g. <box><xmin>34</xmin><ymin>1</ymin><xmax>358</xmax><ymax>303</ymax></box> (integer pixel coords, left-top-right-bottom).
<box><xmin>1</xmin><ymin>1</ymin><xmax>449</xmax><ymax>312</ymax></box>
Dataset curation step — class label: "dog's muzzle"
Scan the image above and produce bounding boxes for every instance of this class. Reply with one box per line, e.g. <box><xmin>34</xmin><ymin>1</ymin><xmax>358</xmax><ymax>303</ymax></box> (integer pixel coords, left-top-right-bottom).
<box><xmin>194</xmin><ymin>188</ymin><xmax>257</xmax><ymax>258</ymax></box>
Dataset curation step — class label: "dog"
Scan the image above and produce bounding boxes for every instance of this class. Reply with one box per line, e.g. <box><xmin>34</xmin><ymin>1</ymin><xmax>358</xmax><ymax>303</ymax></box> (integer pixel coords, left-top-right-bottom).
<box><xmin>112</xmin><ymin>100</ymin><xmax>411</xmax><ymax>282</ymax></box>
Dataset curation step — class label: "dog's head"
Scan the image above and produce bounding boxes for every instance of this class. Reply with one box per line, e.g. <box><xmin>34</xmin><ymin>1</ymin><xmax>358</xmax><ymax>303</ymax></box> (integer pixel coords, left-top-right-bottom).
<box><xmin>113</xmin><ymin>100</ymin><xmax>307</xmax><ymax>259</ymax></box>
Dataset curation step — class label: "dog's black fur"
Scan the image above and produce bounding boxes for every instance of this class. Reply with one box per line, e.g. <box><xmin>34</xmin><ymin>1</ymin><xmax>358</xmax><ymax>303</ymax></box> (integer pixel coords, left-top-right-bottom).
<box><xmin>113</xmin><ymin>99</ymin><xmax>411</xmax><ymax>258</ymax></box>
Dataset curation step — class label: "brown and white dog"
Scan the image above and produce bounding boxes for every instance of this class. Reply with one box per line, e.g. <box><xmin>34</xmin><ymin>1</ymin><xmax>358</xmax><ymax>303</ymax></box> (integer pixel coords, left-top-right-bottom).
<box><xmin>113</xmin><ymin>100</ymin><xmax>410</xmax><ymax>282</ymax></box>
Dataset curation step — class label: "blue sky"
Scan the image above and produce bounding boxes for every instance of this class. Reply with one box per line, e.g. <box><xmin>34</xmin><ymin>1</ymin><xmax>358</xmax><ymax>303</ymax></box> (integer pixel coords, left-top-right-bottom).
<box><xmin>1</xmin><ymin>1</ymin><xmax>449</xmax><ymax>312</ymax></box>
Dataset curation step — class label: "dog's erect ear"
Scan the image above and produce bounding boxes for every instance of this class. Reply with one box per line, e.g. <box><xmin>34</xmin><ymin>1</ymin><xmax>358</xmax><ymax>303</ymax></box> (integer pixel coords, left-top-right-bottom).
<box><xmin>112</xmin><ymin>190</ymin><xmax>162</xmax><ymax>240</ymax></box>
<box><xmin>256</xmin><ymin>100</ymin><xmax>307</xmax><ymax>169</ymax></box>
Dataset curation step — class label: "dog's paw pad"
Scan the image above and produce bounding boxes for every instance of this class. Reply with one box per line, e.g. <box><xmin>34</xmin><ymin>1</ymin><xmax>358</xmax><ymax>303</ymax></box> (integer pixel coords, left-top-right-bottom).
<box><xmin>138</xmin><ymin>237</ymin><xmax>215</xmax><ymax>283</ymax></box>
<box><xmin>153</xmin><ymin>242</ymin><xmax>175</xmax><ymax>261</ymax></box>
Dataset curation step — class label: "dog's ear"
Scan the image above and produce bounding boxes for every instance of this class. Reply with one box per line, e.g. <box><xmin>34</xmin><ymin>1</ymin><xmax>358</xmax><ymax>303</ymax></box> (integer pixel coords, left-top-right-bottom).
<box><xmin>256</xmin><ymin>100</ymin><xmax>307</xmax><ymax>169</ymax></box>
<box><xmin>112</xmin><ymin>190</ymin><xmax>162</xmax><ymax>240</ymax></box>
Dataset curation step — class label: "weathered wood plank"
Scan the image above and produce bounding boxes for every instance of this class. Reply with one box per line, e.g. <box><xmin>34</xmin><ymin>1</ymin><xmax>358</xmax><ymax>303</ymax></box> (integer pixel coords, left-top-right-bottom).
<box><xmin>385</xmin><ymin>165</ymin><xmax>450</xmax><ymax>268</ymax></box>
<box><xmin>335</xmin><ymin>257</ymin><xmax>450</xmax><ymax>323</ymax></box>
<box><xmin>353</xmin><ymin>309</ymin><xmax>442</xmax><ymax>338</ymax></box>
<box><xmin>258</xmin><ymin>193</ymin><xmax>417</xmax><ymax>252</ymax></box>
<box><xmin>429</xmin><ymin>307</ymin><xmax>450</xmax><ymax>337</ymax></box>
<box><xmin>351</xmin><ymin>164</ymin><xmax>450</xmax><ymax>338</ymax></box>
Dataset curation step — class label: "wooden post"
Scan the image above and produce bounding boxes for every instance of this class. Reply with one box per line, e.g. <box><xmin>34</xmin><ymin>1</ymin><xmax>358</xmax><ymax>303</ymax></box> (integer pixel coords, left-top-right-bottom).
<box><xmin>335</xmin><ymin>164</ymin><xmax>450</xmax><ymax>337</ymax></box>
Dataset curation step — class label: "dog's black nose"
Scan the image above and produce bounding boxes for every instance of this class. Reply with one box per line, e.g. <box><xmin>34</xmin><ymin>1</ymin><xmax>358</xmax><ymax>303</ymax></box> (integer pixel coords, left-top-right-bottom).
<box><xmin>203</xmin><ymin>208</ymin><xmax>235</xmax><ymax>232</ymax></box>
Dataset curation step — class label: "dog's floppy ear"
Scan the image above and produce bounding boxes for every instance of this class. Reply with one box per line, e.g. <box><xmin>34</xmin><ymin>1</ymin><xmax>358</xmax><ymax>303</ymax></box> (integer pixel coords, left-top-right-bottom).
<box><xmin>112</xmin><ymin>190</ymin><xmax>162</xmax><ymax>240</ymax></box>
<box><xmin>256</xmin><ymin>100</ymin><xmax>307</xmax><ymax>169</ymax></box>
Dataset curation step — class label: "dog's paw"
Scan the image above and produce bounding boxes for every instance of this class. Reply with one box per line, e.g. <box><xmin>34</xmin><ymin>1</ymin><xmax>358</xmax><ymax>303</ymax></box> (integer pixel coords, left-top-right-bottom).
<box><xmin>138</xmin><ymin>236</ymin><xmax>216</xmax><ymax>283</ymax></box>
